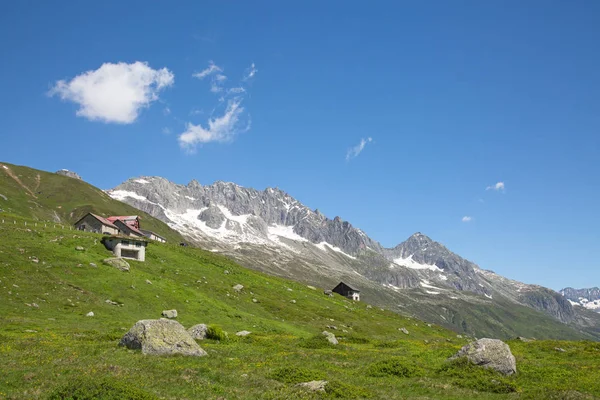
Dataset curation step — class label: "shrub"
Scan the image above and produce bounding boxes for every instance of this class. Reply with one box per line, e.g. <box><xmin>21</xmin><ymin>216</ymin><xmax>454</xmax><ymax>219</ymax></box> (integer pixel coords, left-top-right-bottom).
<box><xmin>269</xmin><ymin>367</ymin><xmax>325</xmax><ymax>384</ymax></box>
<box><xmin>298</xmin><ymin>334</ymin><xmax>335</xmax><ymax>349</ymax></box>
<box><xmin>345</xmin><ymin>336</ymin><xmax>370</xmax><ymax>345</ymax></box>
<box><xmin>205</xmin><ymin>325</ymin><xmax>228</xmax><ymax>341</ymax></box>
<box><xmin>437</xmin><ymin>358</ymin><xmax>518</xmax><ymax>394</ymax></box>
<box><xmin>48</xmin><ymin>377</ymin><xmax>158</xmax><ymax>400</ymax></box>
<box><xmin>324</xmin><ymin>380</ymin><xmax>372</xmax><ymax>399</ymax></box>
<box><xmin>366</xmin><ymin>358</ymin><xmax>422</xmax><ymax>378</ymax></box>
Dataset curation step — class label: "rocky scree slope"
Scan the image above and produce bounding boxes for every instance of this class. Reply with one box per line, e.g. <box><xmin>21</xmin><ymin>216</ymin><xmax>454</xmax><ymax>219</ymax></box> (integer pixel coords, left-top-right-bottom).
<box><xmin>107</xmin><ymin>176</ymin><xmax>600</xmax><ymax>340</ymax></box>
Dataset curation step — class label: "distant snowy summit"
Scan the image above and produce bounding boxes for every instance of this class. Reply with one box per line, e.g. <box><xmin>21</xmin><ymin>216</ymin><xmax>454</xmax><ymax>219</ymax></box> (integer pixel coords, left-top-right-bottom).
<box><xmin>56</xmin><ymin>169</ymin><xmax>82</xmax><ymax>180</ymax></box>
<box><xmin>560</xmin><ymin>287</ymin><xmax>600</xmax><ymax>312</ymax></box>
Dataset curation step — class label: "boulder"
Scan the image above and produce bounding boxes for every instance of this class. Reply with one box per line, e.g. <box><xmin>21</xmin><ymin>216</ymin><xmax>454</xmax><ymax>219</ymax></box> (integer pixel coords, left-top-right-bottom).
<box><xmin>103</xmin><ymin>257</ymin><xmax>130</xmax><ymax>272</ymax></box>
<box><xmin>188</xmin><ymin>324</ymin><xmax>208</xmax><ymax>340</ymax></box>
<box><xmin>322</xmin><ymin>331</ymin><xmax>338</xmax><ymax>345</ymax></box>
<box><xmin>323</xmin><ymin>290</ymin><xmax>333</xmax><ymax>297</ymax></box>
<box><xmin>449</xmin><ymin>338</ymin><xmax>516</xmax><ymax>375</ymax></box>
<box><xmin>296</xmin><ymin>380</ymin><xmax>328</xmax><ymax>392</ymax></box>
<box><xmin>161</xmin><ymin>309</ymin><xmax>177</xmax><ymax>319</ymax></box>
<box><xmin>119</xmin><ymin>319</ymin><xmax>207</xmax><ymax>356</ymax></box>
<box><xmin>236</xmin><ymin>330</ymin><xmax>251</xmax><ymax>337</ymax></box>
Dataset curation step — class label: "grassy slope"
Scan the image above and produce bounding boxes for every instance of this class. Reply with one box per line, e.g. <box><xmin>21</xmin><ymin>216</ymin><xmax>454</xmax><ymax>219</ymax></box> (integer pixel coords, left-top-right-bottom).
<box><xmin>1</xmin><ymin>219</ymin><xmax>599</xmax><ymax>399</ymax></box>
<box><xmin>0</xmin><ymin>162</ymin><xmax>182</xmax><ymax>243</ymax></box>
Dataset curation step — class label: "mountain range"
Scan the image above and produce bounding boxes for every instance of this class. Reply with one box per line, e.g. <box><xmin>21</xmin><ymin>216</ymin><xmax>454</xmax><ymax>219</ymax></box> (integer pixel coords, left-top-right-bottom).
<box><xmin>107</xmin><ymin>175</ymin><xmax>600</xmax><ymax>340</ymax></box>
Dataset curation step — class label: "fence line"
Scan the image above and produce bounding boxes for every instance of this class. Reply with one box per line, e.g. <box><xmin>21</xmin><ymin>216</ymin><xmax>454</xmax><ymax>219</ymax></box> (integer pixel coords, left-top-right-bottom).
<box><xmin>0</xmin><ymin>218</ymin><xmax>72</xmax><ymax>230</ymax></box>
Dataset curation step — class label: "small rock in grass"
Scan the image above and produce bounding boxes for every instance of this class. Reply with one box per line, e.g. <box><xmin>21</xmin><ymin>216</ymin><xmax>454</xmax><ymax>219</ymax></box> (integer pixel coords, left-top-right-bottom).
<box><xmin>105</xmin><ymin>300</ymin><xmax>119</xmax><ymax>306</ymax></box>
<box><xmin>103</xmin><ymin>258</ymin><xmax>130</xmax><ymax>272</ymax></box>
<box><xmin>236</xmin><ymin>330</ymin><xmax>251</xmax><ymax>337</ymax></box>
<box><xmin>89</xmin><ymin>263</ymin><xmax>97</xmax><ymax>268</ymax></box>
<box><xmin>224</xmin><ymin>270</ymin><xmax>230</xmax><ymax>275</ymax></box>
<box><xmin>252</xmin><ymin>298</ymin><xmax>258</xmax><ymax>303</ymax></box>
<box><xmin>306</xmin><ymin>285</ymin><xmax>316</xmax><ymax>290</ymax></box>
<box><xmin>86</xmin><ymin>311</ymin><xmax>94</xmax><ymax>317</ymax></box>
<box><xmin>162</xmin><ymin>309</ymin><xmax>178</xmax><ymax>319</ymax></box>
<box><xmin>290</xmin><ymin>299</ymin><xmax>296</xmax><ymax>304</ymax></box>
<box><xmin>145</xmin><ymin>279</ymin><xmax>152</xmax><ymax>285</ymax></box>
<box><xmin>75</xmin><ymin>246</ymin><xmax>85</xmax><ymax>251</ymax></box>
<box><xmin>555</xmin><ymin>347</ymin><xmax>566</xmax><ymax>352</ymax></box>
<box><xmin>233</xmin><ymin>284</ymin><xmax>244</xmax><ymax>292</ymax></box>
<box><xmin>296</xmin><ymin>380</ymin><xmax>328</xmax><ymax>392</ymax></box>
<box><xmin>399</xmin><ymin>328</ymin><xmax>409</xmax><ymax>335</ymax></box>
<box><xmin>322</xmin><ymin>331</ymin><xmax>338</xmax><ymax>345</ymax></box>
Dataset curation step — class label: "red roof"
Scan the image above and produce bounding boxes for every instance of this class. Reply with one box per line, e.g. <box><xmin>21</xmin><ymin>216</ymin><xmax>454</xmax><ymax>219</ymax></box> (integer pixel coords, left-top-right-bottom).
<box><xmin>89</xmin><ymin>213</ymin><xmax>119</xmax><ymax>229</ymax></box>
<box><xmin>113</xmin><ymin>219</ymin><xmax>145</xmax><ymax>237</ymax></box>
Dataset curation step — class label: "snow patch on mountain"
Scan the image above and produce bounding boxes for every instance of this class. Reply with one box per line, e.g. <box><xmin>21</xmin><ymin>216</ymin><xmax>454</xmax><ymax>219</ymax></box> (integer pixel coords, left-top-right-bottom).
<box><xmin>393</xmin><ymin>255</ymin><xmax>442</xmax><ymax>272</ymax></box>
<box><xmin>315</xmin><ymin>242</ymin><xmax>357</xmax><ymax>260</ymax></box>
<box><xmin>110</xmin><ymin>190</ymin><xmax>150</xmax><ymax>202</ymax></box>
<box><xmin>134</xmin><ymin>179</ymin><xmax>150</xmax><ymax>184</ymax></box>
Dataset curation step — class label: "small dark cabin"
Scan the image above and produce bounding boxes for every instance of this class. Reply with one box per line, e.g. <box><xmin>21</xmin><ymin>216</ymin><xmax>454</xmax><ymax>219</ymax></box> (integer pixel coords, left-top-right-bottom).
<box><xmin>332</xmin><ymin>282</ymin><xmax>360</xmax><ymax>301</ymax></box>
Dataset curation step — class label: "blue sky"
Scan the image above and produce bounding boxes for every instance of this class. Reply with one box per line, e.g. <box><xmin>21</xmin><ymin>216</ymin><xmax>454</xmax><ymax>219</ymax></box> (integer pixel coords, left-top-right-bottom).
<box><xmin>1</xmin><ymin>1</ymin><xmax>599</xmax><ymax>290</ymax></box>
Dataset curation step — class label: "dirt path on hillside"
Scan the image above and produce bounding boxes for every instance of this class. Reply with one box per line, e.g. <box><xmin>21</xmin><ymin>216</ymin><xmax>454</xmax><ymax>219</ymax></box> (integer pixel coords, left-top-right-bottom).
<box><xmin>0</xmin><ymin>164</ymin><xmax>37</xmax><ymax>198</ymax></box>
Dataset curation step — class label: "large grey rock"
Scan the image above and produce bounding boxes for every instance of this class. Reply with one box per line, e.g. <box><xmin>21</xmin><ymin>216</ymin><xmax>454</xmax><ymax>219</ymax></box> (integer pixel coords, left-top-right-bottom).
<box><xmin>119</xmin><ymin>319</ymin><xmax>207</xmax><ymax>356</ymax></box>
<box><xmin>322</xmin><ymin>331</ymin><xmax>338</xmax><ymax>345</ymax></box>
<box><xmin>449</xmin><ymin>338</ymin><xmax>516</xmax><ymax>375</ymax></box>
<box><xmin>103</xmin><ymin>257</ymin><xmax>130</xmax><ymax>272</ymax></box>
<box><xmin>188</xmin><ymin>324</ymin><xmax>208</xmax><ymax>340</ymax></box>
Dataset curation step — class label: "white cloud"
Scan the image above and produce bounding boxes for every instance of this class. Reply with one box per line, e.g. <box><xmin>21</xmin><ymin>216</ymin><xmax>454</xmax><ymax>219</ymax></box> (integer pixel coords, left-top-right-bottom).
<box><xmin>346</xmin><ymin>137</ymin><xmax>373</xmax><ymax>160</ymax></box>
<box><xmin>243</xmin><ymin>63</ymin><xmax>257</xmax><ymax>81</ymax></box>
<box><xmin>163</xmin><ymin>106</ymin><xmax>171</xmax><ymax>115</ymax></box>
<box><xmin>49</xmin><ymin>62</ymin><xmax>174</xmax><ymax>124</ymax></box>
<box><xmin>192</xmin><ymin>61</ymin><xmax>222</xmax><ymax>79</ymax></box>
<box><xmin>178</xmin><ymin>98</ymin><xmax>248</xmax><ymax>151</ymax></box>
<box><xmin>486</xmin><ymin>182</ymin><xmax>505</xmax><ymax>192</ymax></box>
<box><xmin>462</xmin><ymin>216</ymin><xmax>473</xmax><ymax>222</ymax></box>
<box><xmin>228</xmin><ymin>87</ymin><xmax>246</xmax><ymax>94</ymax></box>
<box><xmin>162</xmin><ymin>127</ymin><xmax>171</xmax><ymax>135</ymax></box>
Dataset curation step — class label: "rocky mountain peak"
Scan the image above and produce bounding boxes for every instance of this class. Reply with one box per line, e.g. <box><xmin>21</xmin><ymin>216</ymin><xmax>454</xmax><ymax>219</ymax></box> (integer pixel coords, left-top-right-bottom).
<box><xmin>55</xmin><ymin>169</ymin><xmax>82</xmax><ymax>180</ymax></box>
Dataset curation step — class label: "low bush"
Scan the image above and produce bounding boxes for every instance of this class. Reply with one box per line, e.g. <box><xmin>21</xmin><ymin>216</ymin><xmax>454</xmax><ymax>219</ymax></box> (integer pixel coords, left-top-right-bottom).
<box><xmin>269</xmin><ymin>367</ymin><xmax>325</xmax><ymax>384</ymax></box>
<box><xmin>366</xmin><ymin>358</ymin><xmax>423</xmax><ymax>378</ymax></box>
<box><xmin>298</xmin><ymin>334</ymin><xmax>335</xmax><ymax>349</ymax></box>
<box><xmin>47</xmin><ymin>377</ymin><xmax>158</xmax><ymax>400</ymax></box>
<box><xmin>205</xmin><ymin>325</ymin><xmax>228</xmax><ymax>341</ymax></box>
<box><xmin>324</xmin><ymin>380</ymin><xmax>372</xmax><ymax>399</ymax></box>
<box><xmin>437</xmin><ymin>358</ymin><xmax>518</xmax><ymax>394</ymax></box>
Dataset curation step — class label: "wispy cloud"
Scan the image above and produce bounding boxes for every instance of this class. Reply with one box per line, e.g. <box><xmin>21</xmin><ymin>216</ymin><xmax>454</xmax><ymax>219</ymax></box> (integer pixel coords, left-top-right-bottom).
<box><xmin>243</xmin><ymin>63</ymin><xmax>257</xmax><ymax>81</ymax></box>
<box><xmin>162</xmin><ymin>127</ymin><xmax>172</xmax><ymax>135</ymax></box>
<box><xmin>346</xmin><ymin>137</ymin><xmax>373</xmax><ymax>161</ymax></box>
<box><xmin>49</xmin><ymin>61</ymin><xmax>174</xmax><ymax>124</ymax></box>
<box><xmin>180</xmin><ymin>62</ymin><xmax>257</xmax><ymax>152</ymax></box>
<box><xmin>178</xmin><ymin>99</ymin><xmax>248</xmax><ymax>152</ymax></box>
<box><xmin>163</xmin><ymin>107</ymin><xmax>171</xmax><ymax>115</ymax></box>
<box><xmin>462</xmin><ymin>216</ymin><xmax>473</xmax><ymax>222</ymax></box>
<box><xmin>486</xmin><ymin>182</ymin><xmax>505</xmax><ymax>192</ymax></box>
<box><xmin>193</xmin><ymin>61</ymin><xmax>222</xmax><ymax>79</ymax></box>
